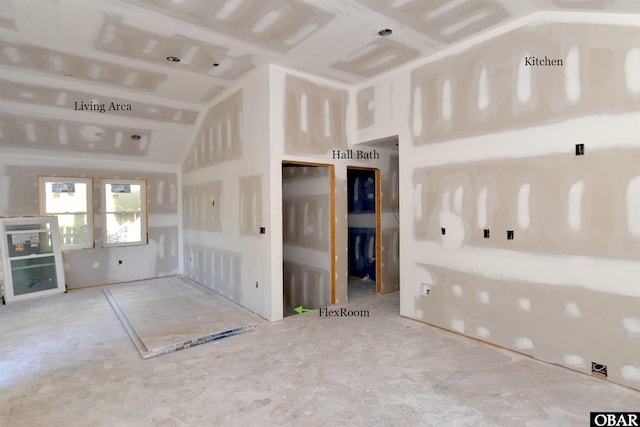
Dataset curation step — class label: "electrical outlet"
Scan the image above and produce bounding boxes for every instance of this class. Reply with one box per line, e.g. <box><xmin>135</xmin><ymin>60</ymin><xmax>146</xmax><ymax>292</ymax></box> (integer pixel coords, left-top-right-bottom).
<box><xmin>118</xmin><ymin>260</ymin><xmax>123</xmax><ymax>265</ymax></box>
<box><xmin>484</xmin><ymin>229</ymin><xmax>490</xmax><ymax>239</ymax></box>
<box><xmin>441</xmin><ymin>227</ymin><xmax>446</xmax><ymax>235</ymax></box>
<box><xmin>420</xmin><ymin>283</ymin><xmax>431</xmax><ymax>295</ymax></box>
<box><xmin>591</xmin><ymin>362</ymin><xmax>607</xmax><ymax>377</ymax></box>
<box><xmin>575</xmin><ymin>143</ymin><xmax>585</xmax><ymax>156</ymax></box>
<box><xmin>255</xmin><ymin>281</ymin><xmax>259</xmax><ymax>288</ymax></box>
<box><xmin>507</xmin><ymin>230</ymin><xmax>514</xmax><ymax>240</ymax></box>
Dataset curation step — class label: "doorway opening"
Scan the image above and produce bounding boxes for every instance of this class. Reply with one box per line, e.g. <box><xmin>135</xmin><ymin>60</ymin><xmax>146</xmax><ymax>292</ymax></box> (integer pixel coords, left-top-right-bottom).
<box><xmin>282</xmin><ymin>161</ymin><xmax>335</xmax><ymax>317</ymax></box>
<box><xmin>347</xmin><ymin>167</ymin><xmax>380</xmax><ymax>301</ymax></box>
<box><xmin>347</xmin><ymin>136</ymin><xmax>400</xmax><ymax>303</ymax></box>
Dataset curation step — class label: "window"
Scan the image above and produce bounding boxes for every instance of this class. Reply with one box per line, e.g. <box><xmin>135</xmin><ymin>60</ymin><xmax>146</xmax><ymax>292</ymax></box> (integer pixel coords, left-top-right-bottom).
<box><xmin>102</xmin><ymin>178</ymin><xmax>147</xmax><ymax>247</ymax></box>
<box><xmin>38</xmin><ymin>176</ymin><xmax>93</xmax><ymax>250</ymax></box>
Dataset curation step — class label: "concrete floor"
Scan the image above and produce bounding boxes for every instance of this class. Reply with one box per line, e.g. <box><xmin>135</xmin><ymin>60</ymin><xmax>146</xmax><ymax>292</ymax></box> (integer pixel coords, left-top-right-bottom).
<box><xmin>1</xmin><ymin>278</ymin><xmax>638</xmax><ymax>426</ymax></box>
<box><xmin>103</xmin><ymin>277</ymin><xmax>260</xmax><ymax>358</ymax></box>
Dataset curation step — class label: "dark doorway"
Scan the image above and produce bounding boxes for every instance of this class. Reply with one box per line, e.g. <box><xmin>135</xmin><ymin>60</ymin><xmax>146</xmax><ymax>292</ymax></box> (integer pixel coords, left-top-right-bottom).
<box><xmin>347</xmin><ymin>167</ymin><xmax>379</xmax><ymax>297</ymax></box>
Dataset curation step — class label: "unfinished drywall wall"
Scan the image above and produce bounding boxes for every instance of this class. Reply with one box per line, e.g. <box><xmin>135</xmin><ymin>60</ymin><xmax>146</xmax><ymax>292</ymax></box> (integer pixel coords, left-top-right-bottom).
<box><xmin>284</xmin><ymin>74</ymin><xmax>349</xmax><ymax>155</ymax></box>
<box><xmin>182</xmin><ymin>181</ymin><xmax>222</xmax><ymax>232</ymax></box>
<box><xmin>0</xmin><ymin>153</ymin><xmax>180</xmax><ymax>287</ymax></box>
<box><xmin>182</xmin><ymin>67</ymin><xmax>271</xmax><ymax>319</ymax></box>
<box><xmin>183</xmin><ymin>243</ymin><xmax>242</xmax><ymax>302</ymax></box>
<box><xmin>271</xmin><ymin>66</ymin><xmax>401</xmax><ymax>308</ymax></box>
<box><xmin>413</xmin><ymin>263</ymin><xmax>640</xmax><ymax>382</ymax></box>
<box><xmin>357</xmin><ymin>86</ymin><xmax>375</xmax><ymax>130</ymax></box>
<box><xmin>408</xmin><ymin>22</ymin><xmax>639</xmax><ymax>145</ymax></box>
<box><xmin>269</xmin><ymin>67</ymin><xmax>403</xmax><ymax>307</ymax></box>
<box><xmin>355</xmin><ymin>15</ymin><xmax>640</xmax><ymax>390</ymax></box>
<box><xmin>239</xmin><ymin>175</ymin><xmax>263</xmax><ymax>236</ymax></box>
<box><xmin>183</xmin><ymin>90</ymin><xmax>243</xmax><ymax>171</ymax></box>
<box><xmin>380</xmin><ymin>152</ymin><xmax>400</xmax><ymax>294</ymax></box>
<box><xmin>282</xmin><ymin>164</ymin><xmax>331</xmax><ymax>313</ymax></box>
<box><xmin>412</xmin><ymin>149</ymin><xmax>640</xmax><ymax>259</ymax></box>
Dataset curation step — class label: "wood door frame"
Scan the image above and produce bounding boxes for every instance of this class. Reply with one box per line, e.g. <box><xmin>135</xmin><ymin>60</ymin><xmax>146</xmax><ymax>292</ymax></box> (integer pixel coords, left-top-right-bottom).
<box><xmin>346</xmin><ymin>166</ymin><xmax>382</xmax><ymax>294</ymax></box>
<box><xmin>282</xmin><ymin>160</ymin><xmax>336</xmax><ymax>305</ymax></box>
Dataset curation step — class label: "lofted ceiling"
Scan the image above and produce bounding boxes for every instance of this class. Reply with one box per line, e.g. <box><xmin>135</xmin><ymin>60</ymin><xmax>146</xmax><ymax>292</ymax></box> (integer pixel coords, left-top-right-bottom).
<box><xmin>0</xmin><ymin>0</ymin><xmax>638</xmax><ymax>163</ymax></box>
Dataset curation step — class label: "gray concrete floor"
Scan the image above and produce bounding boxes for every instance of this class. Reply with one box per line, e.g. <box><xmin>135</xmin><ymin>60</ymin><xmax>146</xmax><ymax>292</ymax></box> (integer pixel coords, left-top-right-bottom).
<box><xmin>104</xmin><ymin>277</ymin><xmax>260</xmax><ymax>358</ymax></box>
<box><xmin>1</xmin><ymin>278</ymin><xmax>638</xmax><ymax>426</ymax></box>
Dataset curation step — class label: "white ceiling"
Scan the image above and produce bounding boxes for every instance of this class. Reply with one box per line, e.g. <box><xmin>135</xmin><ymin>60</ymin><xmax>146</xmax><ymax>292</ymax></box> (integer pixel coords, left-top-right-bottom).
<box><xmin>0</xmin><ymin>0</ymin><xmax>638</xmax><ymax>163</ymax></box>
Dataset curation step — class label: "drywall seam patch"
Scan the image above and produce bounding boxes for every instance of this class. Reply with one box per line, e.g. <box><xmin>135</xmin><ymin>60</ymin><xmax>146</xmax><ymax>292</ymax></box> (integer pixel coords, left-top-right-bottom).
<box><xmin>477</xmin><ymin>67</ymin><xmax>489</xmax><ymax>111</ymax></box>
<box><xmin>627</xmin><ymin>176</ymin><xmax>640</xmax><ymax>236</ymax></box>
<box><xmin>517</xmin><ymin>183</ymin><xmax>530</xmax><ymax>230</ymax></box>
<box><xmin>564</xmin><ymin>354</ymin><xmax>586</xmax><ymax>368</ymax></box>
<box><xmin>623</xmin><ymin>317</ymin><xmax>640</xmax><ymax>337</ymax></box>
<box><xmin>568</xmin><ymin>180</ymin><xmax>584</xmax><ymax>231</ymax></box>
<box><xmin>412</xmin><ymin>86</ymin><xmax>423</xmax><ymax>137</ymax></box>
<box><xmin>476</xmin><ymin>326</ymin><xmax>490</xmax><ymax>338</ymax></box>
<box><xmin>412</xmin><ymin>242</ymin><xmax>640</xmax><ymax>296</ymax></box>
<box><xmin>565</xmin><ymin>301</ymin><xmax>582</xmax><ymax>318</ymax></box>
<box><xmin>441</xmin><ymin>79</ymin><xmax>452</xmax><ymax>120</ymax></box>
<box><xmin>477</xmin><ymin>186</ymin><xmax>488</xmax><ymax>228</ymax></box>
<box><xmin>406</xmin><ymin>113</ymin><xmax>640</xmax><ymax>168</ymax></box>
<box><xmin>516</xmin><ymin>52</ymin><xmax>532</xmax><ymax>105</ymax></box>
<box><xmin>517</xmin><ymin>297</ymin><xmax>531</xmax><ymax>311</ymax></box>
<box><xmin>565</xmin><ymin>45</ymin><xmax>581</xmax><ymax>104</ymax></box>
<box><xmin>621</xmin><ymin>366</ymin><xmax>640</xmax><ymax>381</ymax></box>
<box><xmin>625</xmin><ymin>48</ymin><xmax>640</xmax><ymax>94</ymax></box>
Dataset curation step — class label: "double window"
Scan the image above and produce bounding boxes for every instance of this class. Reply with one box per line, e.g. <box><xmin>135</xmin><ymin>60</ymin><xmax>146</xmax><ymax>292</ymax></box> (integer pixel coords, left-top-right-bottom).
<box><xmin>39</xmin><ymin>176</ymin><xmax>147</xmax><ymax>250</ymax></box>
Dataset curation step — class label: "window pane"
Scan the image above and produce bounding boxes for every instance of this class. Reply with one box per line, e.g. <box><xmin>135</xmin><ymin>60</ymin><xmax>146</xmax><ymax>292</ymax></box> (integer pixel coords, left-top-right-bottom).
<box><xmin>105</xmin><ymin>184</ymin><xmax>142</xmax><ymax>212</ymax></box>
<box><xmin>10</xmin><ymin>256</ymin><xmax>58</xmax><ymax>295</ymax></box>
<box><xmin>56</xmin><ymin>214</ymin><xmax>90</xmax><ymax>247</ymax></box>
<box><xmin>6</xmin><ymin>230</ymin><xmax>54</xmax><ymax>257</ymax></box>
<box><xmin>105</xmin><ymin>213</ymin><xmax>142</xmax><ymax>244</ymax></box>
<box><xmin>40</xmin><ymin>178</ymin><xmax>93</xmax><ymax>250</ymax></box>
<box><xmin>45</xmin><ymin>182</ymin><xmax>88</xmax><ymax>214</ymax></box>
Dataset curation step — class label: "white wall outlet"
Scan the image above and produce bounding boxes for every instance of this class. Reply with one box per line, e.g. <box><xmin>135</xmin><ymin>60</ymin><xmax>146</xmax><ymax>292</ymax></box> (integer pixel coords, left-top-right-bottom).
<box><xmin>420</xmin><ymin>283</ymin><xmax>431</xmax><ymax>295</ymax></box>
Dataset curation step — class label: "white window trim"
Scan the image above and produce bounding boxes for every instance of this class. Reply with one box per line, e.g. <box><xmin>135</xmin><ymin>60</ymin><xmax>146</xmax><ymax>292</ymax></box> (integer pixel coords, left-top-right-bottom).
<box><xmin>101</xmin><ymin>178</ymin><xmax>148</xmax><ymax>248</ymax></box>
<box><xmin>38</xmin><ymin>176</ymin><xmax>94</xmax><ymax>250</ymax></box>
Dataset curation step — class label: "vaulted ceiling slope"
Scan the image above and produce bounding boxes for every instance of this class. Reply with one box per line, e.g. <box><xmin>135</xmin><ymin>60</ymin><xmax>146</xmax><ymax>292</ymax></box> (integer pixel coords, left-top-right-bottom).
<box><xmin>0</xmin><ymin>0</ymin><xmax>637</xmax><ymax>163</ymax></box>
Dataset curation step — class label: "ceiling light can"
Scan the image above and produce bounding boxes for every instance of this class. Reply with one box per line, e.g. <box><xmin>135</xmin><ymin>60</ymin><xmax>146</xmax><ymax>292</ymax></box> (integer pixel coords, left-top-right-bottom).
<box><xmin>166</xmin><ymin>56</ymin><xmax>181</xmax><ymax>62</ymax></box>
<box><xmin>378</xmin><ymin>28</ymin><xmax>392</xmax><ymax>36</ymax></box>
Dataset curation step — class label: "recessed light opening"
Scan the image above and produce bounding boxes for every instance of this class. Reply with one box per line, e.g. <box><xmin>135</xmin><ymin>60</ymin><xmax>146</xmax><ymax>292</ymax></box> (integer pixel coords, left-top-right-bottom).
<box><xmin>212</xmin><ymin>63</ymin><xmax>220</xmax><ymax>67</ymax></box>
<box><xmin>166</xmin><ymin>56</ymin><xmax>181</xmax><ymax>62</ymax></box>
<box><xmin>131</xmin><ymin>134</ymin><xmax>141</xmax><ymax>140</ymax></box>
<box><xmin>378</xmin><ymin>28</ymin><xmax>392</xmax><ymax>36</ymax></box>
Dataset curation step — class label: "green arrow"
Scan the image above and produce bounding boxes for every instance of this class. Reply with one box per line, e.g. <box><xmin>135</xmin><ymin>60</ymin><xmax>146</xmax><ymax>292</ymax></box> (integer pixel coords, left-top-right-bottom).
<box><xmin>294</xmin><ymin>306</ymin><xmax>317</xmax><ymax>314</ymax></box>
